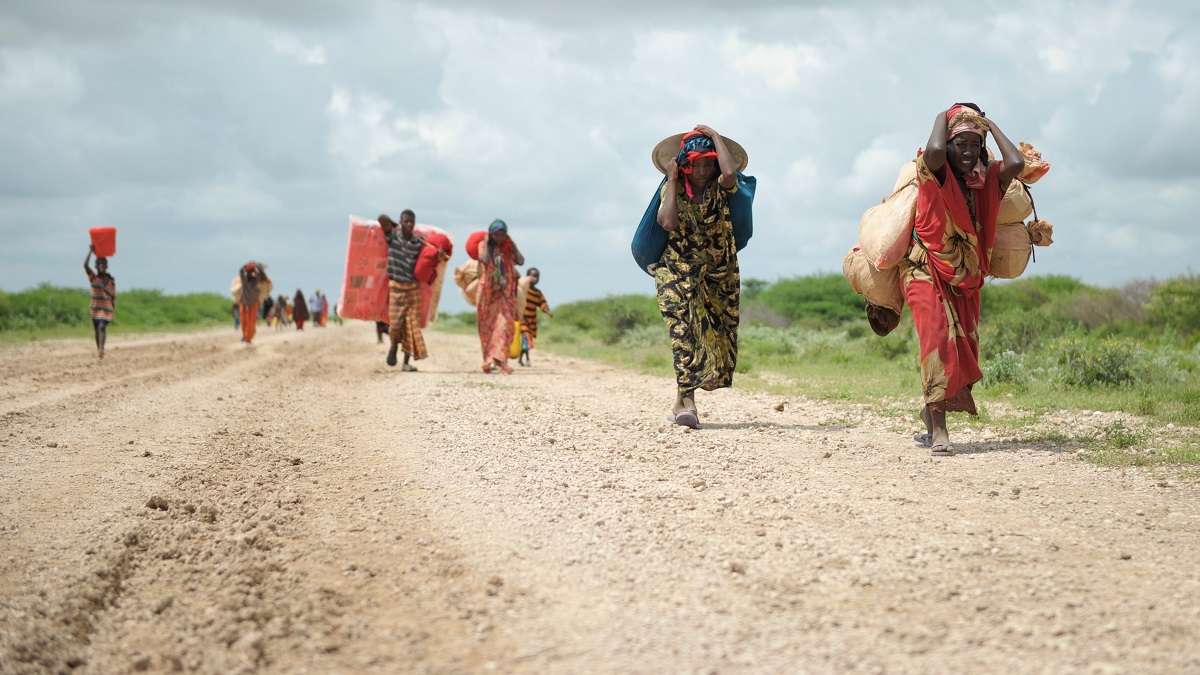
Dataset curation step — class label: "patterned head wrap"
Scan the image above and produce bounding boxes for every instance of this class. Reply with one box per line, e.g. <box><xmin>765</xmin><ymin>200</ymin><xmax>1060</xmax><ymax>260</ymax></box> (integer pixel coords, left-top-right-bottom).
<box><xmin>945</xmin><ymin>104</ymin><xmax>991</xmax><ymax>189</ymax></box>
<box><xmin>676</xmin><ymin>132</ymin><xmax>718</xmax><ymax>198</ymax></box>
<box><xmin>485</xmin><ymin>220</ymin><xmax>512</xmax><ymax>290</ymax></box>
<box><xmin>946</xmin><ymin>104</ymin><xmax>990</xmax><ymax>142</ymax></box>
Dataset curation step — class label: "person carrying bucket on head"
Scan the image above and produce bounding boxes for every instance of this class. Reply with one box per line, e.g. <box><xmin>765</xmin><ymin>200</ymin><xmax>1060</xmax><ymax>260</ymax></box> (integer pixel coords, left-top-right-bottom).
<box><xmin>84</xmin><ymin>246</ymin><xmax>115</xmax><ymax>359</ymax></box>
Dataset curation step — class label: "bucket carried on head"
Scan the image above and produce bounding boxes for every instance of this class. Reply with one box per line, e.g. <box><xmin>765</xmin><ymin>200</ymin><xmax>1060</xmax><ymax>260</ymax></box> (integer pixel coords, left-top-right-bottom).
<box><xmin>90</xmin><ymin>227</ymin><xmax>116</xmax><ymax>257</ymax></box>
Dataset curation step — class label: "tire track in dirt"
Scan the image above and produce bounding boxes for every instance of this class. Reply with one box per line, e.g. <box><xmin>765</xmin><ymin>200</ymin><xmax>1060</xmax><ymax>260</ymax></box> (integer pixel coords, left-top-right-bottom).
<box><xmin>1</xmin><ymin>327</ymin><xmax>512</xmax><ymax>673</ymax></box>
<box><xmin>2</xmin><ymin>323</ymin><xmax>1199</xmax><ymax>673</ymax></box>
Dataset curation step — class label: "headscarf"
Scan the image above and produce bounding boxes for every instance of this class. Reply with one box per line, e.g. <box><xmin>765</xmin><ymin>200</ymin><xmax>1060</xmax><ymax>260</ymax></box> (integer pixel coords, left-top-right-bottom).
<box><xmin>485</xmin><ymin>219</ymin><xmax>513</xmax><ymax>290</ymax></box>
<box><xmin>675</xmin><ymin>131</ymin><xmax>718</xmax><ymax>199</ymax></box>
<box><xmin>945</xmin><ymin>104</ymin><xmax>991</xmax><ymax>190</ymax></box>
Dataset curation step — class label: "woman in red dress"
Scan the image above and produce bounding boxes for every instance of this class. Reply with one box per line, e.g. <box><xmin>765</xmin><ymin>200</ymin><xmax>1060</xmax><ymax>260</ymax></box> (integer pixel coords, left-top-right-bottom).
<box><xmin>902</xmin><ymin>103</ymin><xmax>1024</xmax><ymax>456</ymax></box>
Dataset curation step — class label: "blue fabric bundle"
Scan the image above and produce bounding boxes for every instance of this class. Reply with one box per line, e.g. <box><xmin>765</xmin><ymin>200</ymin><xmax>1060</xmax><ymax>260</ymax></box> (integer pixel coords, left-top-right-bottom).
<box><xmin>631</xmin><ymin>173</ymin><xmax>757</xmax><ymax>276</ymax></box>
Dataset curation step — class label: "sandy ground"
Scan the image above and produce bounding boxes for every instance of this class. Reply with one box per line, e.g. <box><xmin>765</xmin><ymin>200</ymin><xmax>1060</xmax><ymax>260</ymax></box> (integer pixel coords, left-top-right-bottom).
<box><xmin>1</xmin><ymin>322</ymin><xmax>1198</xmax><ymax>674</ymax></box>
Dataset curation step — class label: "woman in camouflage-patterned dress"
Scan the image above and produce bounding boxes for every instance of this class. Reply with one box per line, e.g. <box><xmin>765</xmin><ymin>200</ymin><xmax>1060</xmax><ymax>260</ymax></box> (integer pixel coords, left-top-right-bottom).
<box><xmin>653</xmin><ymin>125</ymin><xmax>742</xmax><ymax>429</ymax></box>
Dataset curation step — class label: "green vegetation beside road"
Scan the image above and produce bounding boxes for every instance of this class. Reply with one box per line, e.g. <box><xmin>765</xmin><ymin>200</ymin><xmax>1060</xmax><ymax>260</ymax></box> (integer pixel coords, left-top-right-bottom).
<box><xmin>530</xmin><ymin>273</ymin><xmax>1200</xmax><ymax>476</ymax></box>
<box><xmin>0</xmin><ymin>284</ymin><xmax>233</xmax><ymax>343</ymax></box>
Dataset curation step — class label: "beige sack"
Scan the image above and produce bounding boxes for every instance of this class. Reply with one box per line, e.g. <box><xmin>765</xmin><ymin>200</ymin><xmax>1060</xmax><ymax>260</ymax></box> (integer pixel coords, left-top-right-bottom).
<box><xmin>228</xmin><ymin>265</ymin><xmax>268</xmax><ymax>302</ymax></box>
<box><xmin>842</xmin><ymin>246</ymin><xmax>903</xmax><ymax>313</ymax></box>
<box><xmin>997</xmin><ymin>179</ymin><xmax>1034</xmax><ymax>224</ymax></box>
<box><xmin>425</xmin><ymin>262</ymin><xmax>447</xmax><ymax>323</ymax></box>
<box><xmin>989</xmin><ymin>222</ymin><xmax>1032</xmax><ymax>279</ymax></box>
<box><xmin>453</xmin><ymin>259</ymin><xmax>480</xmax><ymax>307</ymax></box>
<box><xmin>1028</xmin><ymin>219</ymin><xmax>1054</xmax><ymax>246</ymax></box>
<box><xmin>859</xmin><ymin>161</ymin><xmax>918</xmax><ymax>270</ymax></box>
<box><xmin>516</xmin><ymin>275</ymin><xmax>531</xmax><ymax>319</ymax></box>
<box><xmin>229</xmin><ymin>276</ymin><xmax>271</xmax><ymax>303</ymax></box>
<box><xmin>1017</xmin><ymin>142</ymin><xmax>1050</xmax><ymax>184</ymax></box>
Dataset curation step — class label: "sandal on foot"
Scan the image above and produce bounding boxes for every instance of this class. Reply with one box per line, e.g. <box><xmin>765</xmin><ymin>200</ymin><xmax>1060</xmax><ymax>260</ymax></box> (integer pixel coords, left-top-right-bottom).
<box><xmin>499</xmin><ymin>365</ymin><xmax>514</xmax><ymax>374</ymax></box>
<box><xmin>402</xmin><ymin>364</ymin><xmax>418</xmax><ymax>372</ymax></box>
<box><xmin>930</xmin><ymin>444</ymin><xmax>955</xmax><ymax>457</ymax></box>
<box><xmin>667</xmin><ymin>410</ymin><xmax>700</xmax><ymax>429</ymax></box>
<box><xmin>914</xmin><ymin>432</ymin><xmax>932</xmax><ymax>447</ymax></box>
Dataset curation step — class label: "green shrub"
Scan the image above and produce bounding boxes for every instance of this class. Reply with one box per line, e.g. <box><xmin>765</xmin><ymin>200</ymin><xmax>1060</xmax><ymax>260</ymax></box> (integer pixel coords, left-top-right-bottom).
<box><xmin>1146</xmin><ymin>273</ymin><xmax>1200</xmax><ymax>340</ymax></box>
<box><xmin>552</xmin><ymin>294</ymin><xmax>660</xmax><ymax>344</ymax></box>
<box><xmin>1050</xmin><ymin>337</ymin><xmax>1139</xmax><ymax>387</ymax></box>
<box><xmin>617</xmin><ymin>324</ymin><xmax>666</xmax><ymax>349</ymax></box>
<box><xmin>980</xmin><ymin>310</ymin><xmax>1081</xmax><ymax>357</ymax></box>
<box><xmin>982</xmin><ymin>349</ymin><xmax>1025</xmax><ymax>385</ymax></box>
<box><xmin>1054</xmin><ymin>287</ymin><xmax>1147</xmax><ymax>331</ymax></box>
<box><xmin>981</xmin><ymin>274</ymin><xmax>1088</xmax><ymax>316</ymax></box>
<box><xmin>739</xmin><ymin>324</ymin><xmax>795</xmax><ymax>356</ymax></box>
<box><xmin>757</xmin><ymin>273</ymin><xmax>863</xmax><ymax>325</ymax></box>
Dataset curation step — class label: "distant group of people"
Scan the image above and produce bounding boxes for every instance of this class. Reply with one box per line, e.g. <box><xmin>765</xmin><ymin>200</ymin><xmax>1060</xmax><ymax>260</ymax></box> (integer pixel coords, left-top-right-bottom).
<box><xmin>231</xmin><ymin>261</ymin><xmax>335</xmax><ymax>344</ymax></box>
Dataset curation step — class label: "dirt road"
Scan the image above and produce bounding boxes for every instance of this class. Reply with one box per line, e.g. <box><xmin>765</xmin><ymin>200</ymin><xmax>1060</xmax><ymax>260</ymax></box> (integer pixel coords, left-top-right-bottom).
<box><xmin>2</xmin><ymin>323</ymin><xmax>1198</xmax><ymax>674</ymax></box>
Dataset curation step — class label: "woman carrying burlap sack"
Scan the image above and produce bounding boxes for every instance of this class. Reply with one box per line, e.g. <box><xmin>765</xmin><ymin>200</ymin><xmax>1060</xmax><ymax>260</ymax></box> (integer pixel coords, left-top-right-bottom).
<box><xmin>900</xmin><ymin>103</ymin><xmax>1024</xmax><ymax>456</ymax></box>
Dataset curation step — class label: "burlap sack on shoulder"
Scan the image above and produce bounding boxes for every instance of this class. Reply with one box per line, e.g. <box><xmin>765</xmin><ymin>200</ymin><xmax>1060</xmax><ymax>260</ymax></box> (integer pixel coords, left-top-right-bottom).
<box><xmin>453</xmin><ymin>259</ymin><xmax>481</xmax><ymax>307</ymax></box>
<box><xmin>998</xmin><ymin>179</ymin><xmax>1034</xmax><ymax>224</ymax></box>
<box><xmin>843</xmin><ymin>246</ymin><xmax>903</xmax><ymax>313</ymax></box>
<box><xmin>859</xmin><ymin>161</ymin><xmax>918</xmax><ymax>270</ymax></box>
<box><xmin>989</xmin><ymin>222</ymin><xmax>1033</xmax><ymax>279</ymax></box>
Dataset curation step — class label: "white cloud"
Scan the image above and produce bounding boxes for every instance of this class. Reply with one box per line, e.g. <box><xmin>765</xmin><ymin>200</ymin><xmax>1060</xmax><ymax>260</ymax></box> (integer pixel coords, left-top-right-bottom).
<box><xmin>2</xmin><ymin>0</ymin><xmax>1199</xmax><ymax>307</ymax></box>
<box><xmin>728</xmin><ymin>38</ymin><xmax>822</xmax><ymax>91</ymax></box>
<box><xmin>0</xmin><ymin>49</ymin><xmax>82</xmax><ymax>104</ymax></box>
<box><xmin>149</xmin><ymin>178</ymin><xmax>284</xmax><ymax>223</ymax></box>
<box><xmin>269</xmin><ymin>34</ymin><xmax>327</xmax><ymax>65</ymax></box>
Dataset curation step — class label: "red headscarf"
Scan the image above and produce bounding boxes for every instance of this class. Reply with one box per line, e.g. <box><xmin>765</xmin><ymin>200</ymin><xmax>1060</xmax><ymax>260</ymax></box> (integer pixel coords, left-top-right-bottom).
<box><xmin>676</xmin><ymin>131</ymin><xmax>718</xmax><ymax>198</ymax></box>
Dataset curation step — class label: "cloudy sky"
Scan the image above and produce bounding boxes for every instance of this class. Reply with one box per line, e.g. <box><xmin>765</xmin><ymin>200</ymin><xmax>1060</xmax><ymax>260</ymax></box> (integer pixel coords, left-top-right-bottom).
<box><xmin>2</xmin><ymin>0</ymin><xmax>1197</xmax><ymax>314</ymax></box>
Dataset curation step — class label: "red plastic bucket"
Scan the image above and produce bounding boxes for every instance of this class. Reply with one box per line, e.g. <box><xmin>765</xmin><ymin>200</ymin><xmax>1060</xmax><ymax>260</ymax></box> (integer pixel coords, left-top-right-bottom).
<box><xmin>90</xmin><ymin>227</ymin><xmax>116</xmax><ymax>257</ymax></box>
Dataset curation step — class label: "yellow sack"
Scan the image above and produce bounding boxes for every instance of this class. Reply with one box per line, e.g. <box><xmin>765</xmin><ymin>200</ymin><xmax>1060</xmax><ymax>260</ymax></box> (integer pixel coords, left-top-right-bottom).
<box><xmin>509</xmin><ymin>321</ymin><xmax>522</xmax><ymax>359</ymax></box>
<box><xmin>859</xmin><ymin>161</ymin><xmax>918</xmax><ymax>270</ymax></box>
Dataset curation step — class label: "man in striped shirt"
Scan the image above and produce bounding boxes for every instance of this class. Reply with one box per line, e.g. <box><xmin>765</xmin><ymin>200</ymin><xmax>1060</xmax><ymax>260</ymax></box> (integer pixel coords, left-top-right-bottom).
<box><xmin>379</xmin><ymin>210</ymin><xmax>448</xmax><ymax>370</ymax></box>
<box><xmin>84</xmin><ymin>246</ymin><xmax>115</xmax><ymax>359</ymax></box>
